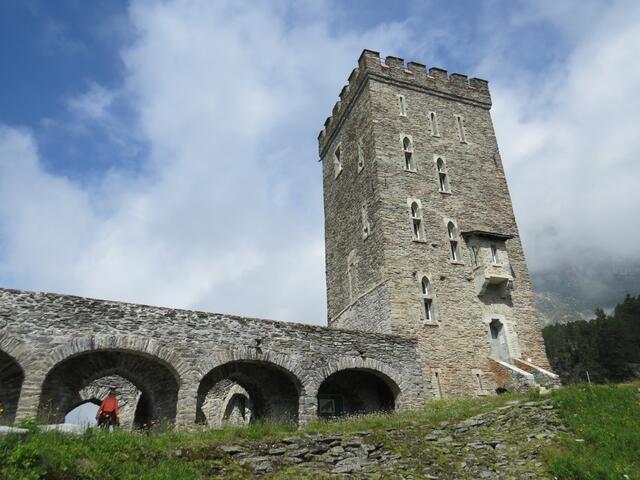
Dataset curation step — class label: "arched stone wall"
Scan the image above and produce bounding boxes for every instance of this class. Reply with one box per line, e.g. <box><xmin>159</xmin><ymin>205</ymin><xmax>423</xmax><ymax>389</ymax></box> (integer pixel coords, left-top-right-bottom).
<box><xmin>317</xmin><ymin>369</ymin><xmax>397</xmax><ymax>416</ymax></box>
<box><xmin>309</xmin><ymin>357</ymin><xmax>404</xmax><ymax>405</ymax></box>
<box><xmin>201</xmin><ymin>380</ymin><xmax>252</xmax><ymax>427</ymax></box>
<box><xmin>196</xmin><ymin>359</ymin><xmax>301</xmax><ymax>426</ymax></box>
<box><xmin>0</xmin><ymin>349</ymin><xmax>24</xmax><ymax>423</ymax></box>
<box><xmin>1</xmin><ymin>289</ymin><xmax>427</xmax><ymax>427</ymax></box>
<box><xmin>38</xmin><ymin>344</ymin><xmax>182</xmax><ymax>426</ymax></box>
<box><xmin>194</xmin><ymin>349</ymin><xmax>311</xmax><ymax>426</ymax></box>
<box><xmin>77</xmin><ymin>375</ymin><xmax>142</xmax><ymax>429</ymax></box>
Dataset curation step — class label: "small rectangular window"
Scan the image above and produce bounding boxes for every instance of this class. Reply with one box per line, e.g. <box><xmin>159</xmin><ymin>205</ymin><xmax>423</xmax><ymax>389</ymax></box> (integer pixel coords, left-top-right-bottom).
<box><xmin>424</xmin><ymin>298</ymin><xmax>433</xmax><ymax>321</ymax></box>
<box><xmin>439</xmin><ymin>173</ymin><xmax>447</xmax><ymax>192</ymax></box>
<box><xmin>398</xmin><ymin>95</ymin><xmax>406</xmax><ymax>116</ymax></box>
<box><xmin>413</xmin><ymin>219</ymin><xmax>422</xmax><ymax>240</ymax></box>
<box><xmin>450</xmin><ymin>241</ymin><xmax>459</xmax><ymax>261</ymax></box>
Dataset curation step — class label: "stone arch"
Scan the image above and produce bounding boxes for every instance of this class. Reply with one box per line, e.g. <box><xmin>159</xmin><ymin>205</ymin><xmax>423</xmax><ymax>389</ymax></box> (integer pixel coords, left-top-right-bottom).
<box><xmin>196</xmin><ymin>349</ymin><xmax>305</xmax><ymax>426</ymax></box>
<box><xmin>220</xmin><ymin>384</ymin><xmax>252</xmax><ymax>427</ymax></box>
<box><xmin>72</xmin><ymin>375</ymin><xmax>144</xmax><ymax>429</ymax></box>
<box><xmin>38</xmin><ymin>336</ymin><xmax>186</xmax><ymax>426</ymax></box>
<box><xmin>0</xmin><ymin>347</ymin><xmax>24</xmax><ymax>423</ymax></box>
<box><xmin>311</xmin><ymin>357</ymin><xmax>405</xmax><ymax>417</ymax></box>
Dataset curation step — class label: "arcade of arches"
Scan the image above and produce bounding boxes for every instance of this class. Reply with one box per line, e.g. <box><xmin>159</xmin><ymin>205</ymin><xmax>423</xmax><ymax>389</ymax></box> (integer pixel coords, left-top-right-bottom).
<box><xmin>1</xmin><ymin>349</ymin><xmax>403</xmax><ymax>429</ymax></box>
<box><xmin>0</xmin><ymin>288</ymin><xmax>427</xmax><ymax>429</ymax></box>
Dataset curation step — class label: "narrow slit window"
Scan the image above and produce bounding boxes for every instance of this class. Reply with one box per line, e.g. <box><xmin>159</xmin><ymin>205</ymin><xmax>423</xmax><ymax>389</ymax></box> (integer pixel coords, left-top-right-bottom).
<box><xmin>436</xmin><ymin>157</ymin><xmax>449</xmax><ymax>192</ymax></box>
<box><xmin>361</xmin><ymin>205</ymin><xmax>371</xmax><ymax>239</ymax></box>
<box><xmin>333</xmin><ymin>145</ymin><xmax>342</xmax><ymax>178</ymax></box>
<box><xmin>476</xmin><ymin>373</ymin><xmax>484</xmax><ymax>392</ymax></box>
<box><xmin>403</xmin><ymin>137</ymin><xmax>414</xmax><ymax>171</ymax></box>
<box><xmin>410</xmin><ymin>202</ymin><xmax>423</xmax><ymax>240</ymax></box>
<box><xmin>429</xmin><ymin>111</ymin><xmax>439</xmax><ymax>136</ymax></box>
<box><xmin>448</xmin><ymin>222</ymin><xmax>460</xmax><ymax>262</ymax></box>
<box><xmin>455</xmin><ymin>115</ymin><xmax>467</xmax><ymax>143</ymax></box>
<box><xmin>434</xmin><ymin>372</ymin><xmax>443</xmax><ymax>398</ymax></box>
<box><xmin>398</xmin><ymin>95</ymin><xmax>406</xmax><ymax>116</ymax></box>
<box><xmin>357</xmin><ymin>141</ymin><xmax>364</xmax><ymax>172</ymax></box>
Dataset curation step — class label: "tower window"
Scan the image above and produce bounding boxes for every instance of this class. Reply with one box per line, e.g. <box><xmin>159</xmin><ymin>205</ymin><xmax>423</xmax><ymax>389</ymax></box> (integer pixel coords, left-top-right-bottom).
<box><xmin>429</xmin><ymin>111</ymin><xmax>439</xmax><ymax>137</ymax></box>
<box><xmin>455</xmin><ymin>115</ymin><xmax>467</xmax><ymax>143</ymax></box>
<box><xmin>447</xmin><ymin>221</ymin><xmax>460</xmax><ymax>262</ymax></box>
<box><xmin>402</xmin><ymin>136</ymin><xmax>414</xmax><ymax>171</ymax></box>
<box><xmin>420</xmin><ymin>276</ymin><xmax>435</xmax><ymax>322</ymax></box>
<box><xmin>333</xmin><ymin>144</ymin><xmax>343</xmax><ymax>179</ymax></box>
<box><xmin>398</xmin><ymin>95</ymin><xmax>407</xmax><ymax>116</ymax></box>
<box><xmin>491</xmin><ymin>245</ymin><xmax>499</xmax><ymax>264</ymax></box>
<box><xmin>475</xmin><ymin>372</ymin><xmax>488</xmax><ymax>395</ymax></box>
<box><xmin>436</xmin><ymin>157</ymin><xmax>450</xmax><ymax>192</ymax></box>
<box><xmin>357</xmin><ymin>140</ymin><xmax>364</xmax><ymax>173</ymax></box>
<box><xmin>410</xmin><ymin>201</ymin><xmax>424</xmax><ymax>241</ymax></box>
<box><xmin>361</xmin><ymin>204</ymin><xmax>371</xmax><ymax>239</ymax></box>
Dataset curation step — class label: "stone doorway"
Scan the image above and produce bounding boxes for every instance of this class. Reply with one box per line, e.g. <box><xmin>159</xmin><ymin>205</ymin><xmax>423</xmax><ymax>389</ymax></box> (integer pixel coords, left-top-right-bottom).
<box><xmin>489</xmin><ymin>319</ymin><xmax>511</xmax><ymax>363</ymax></box>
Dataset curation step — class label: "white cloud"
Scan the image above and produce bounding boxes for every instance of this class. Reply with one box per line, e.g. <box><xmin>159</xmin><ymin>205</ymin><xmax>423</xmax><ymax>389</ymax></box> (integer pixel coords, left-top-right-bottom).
<box><xmin>490</xmin><ymin>1</ymin><xmax>640</xmax><ymax>272</ymax></box>
<box><xmin>0</xmin><ymin>0</ymin><xmax>408</xmax><ymax>325</ymax></box>
<box><xmin>1</xmin><ymin>0</ymin><xmax>639</xmax><ymax>324</ymax></box>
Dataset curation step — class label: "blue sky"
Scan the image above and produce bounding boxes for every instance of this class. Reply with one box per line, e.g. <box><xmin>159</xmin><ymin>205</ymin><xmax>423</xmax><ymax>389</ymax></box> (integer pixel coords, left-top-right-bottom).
<box><xmin>1</xmin><ymin>0</ymin><xmax>639</xmax><ymax>324</ymax></box>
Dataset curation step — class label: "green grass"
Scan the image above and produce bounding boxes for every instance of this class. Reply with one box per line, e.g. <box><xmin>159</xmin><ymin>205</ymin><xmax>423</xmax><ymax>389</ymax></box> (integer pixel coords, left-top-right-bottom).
<box><xmin>545</xmin><ymin>382</ymin><xmax>640</xmax><ymax>480</ymax></box>
<box><xmin>1</xmin><ymin>385</ymin><xmax>638</xmax><ymax>479</ymax></box>
<box><xmin>0</xmin><ymin>394</ymin><xmax>525</xmax><ymax>480</ymax></box>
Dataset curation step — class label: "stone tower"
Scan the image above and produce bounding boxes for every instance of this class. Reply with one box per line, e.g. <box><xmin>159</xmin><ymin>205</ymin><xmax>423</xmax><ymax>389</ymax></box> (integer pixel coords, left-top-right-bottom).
<box><xmin>318</xmin><ymin>50</ymin><xmax>555</xmax><ymax>398</ymax></box>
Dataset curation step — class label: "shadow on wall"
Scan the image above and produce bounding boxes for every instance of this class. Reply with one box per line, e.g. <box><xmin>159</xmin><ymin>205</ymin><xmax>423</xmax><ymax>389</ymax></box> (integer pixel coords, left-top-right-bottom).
<box><xmin>0</xmin><ymin>350</ymin><xmax>24</xmax><ymax>424</ymax></box>
<box><xmin>196</xmin><ymin>360</ymin><xmax>301</xmax><ymax>427</ymax></box>
<box><xmin>317</xmin><ymin>368</ymin><xmax>398</xmax><ymax>417</ymax></box>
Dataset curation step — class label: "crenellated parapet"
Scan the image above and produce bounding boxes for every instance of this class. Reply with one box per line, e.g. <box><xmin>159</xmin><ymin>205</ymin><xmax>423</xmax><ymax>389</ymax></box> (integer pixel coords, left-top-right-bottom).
<box><xmin>318</xmin><ymin>49</ymin><xmax>491</xmax><ymax>154</ymax></box>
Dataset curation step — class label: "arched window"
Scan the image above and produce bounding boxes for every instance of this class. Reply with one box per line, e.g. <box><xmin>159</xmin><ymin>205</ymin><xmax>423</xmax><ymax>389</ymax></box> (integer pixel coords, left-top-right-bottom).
<box><xmin>429</xmin><ymin>111</ymin><xmax>439</xmax><ymax>136</ymax></box>
<box><xmin>333</xmin><ymin>144</ymin><xmax>342</xmax><ymax>179</ymax></box>
<box><xmin>447</xmin><ymin>221</ymin><xmax>460</xmax><ymax>261</ymax></box>
<box><xmin>402</xmin><ymin>137</ymin><xmax>414</xmax><ymax>171</ymax></box>
<box><xmin>436</xmin><ymin>157</ymin><xmax>449</xmax><ymax>192</ymax></box>
<box><xmin>410</xmin><ymin>201</ymin><xmax>424</xmax><ymax>240</ymax></box>
<box><xmin>421</xmin><ymin>276</ymin><xmax>435</xmax><ymax>322</ymax></box>
<box><xmin>357</xmin><ymin>140</ymin><xmax>364</xmax><ymax>173</ymax></box>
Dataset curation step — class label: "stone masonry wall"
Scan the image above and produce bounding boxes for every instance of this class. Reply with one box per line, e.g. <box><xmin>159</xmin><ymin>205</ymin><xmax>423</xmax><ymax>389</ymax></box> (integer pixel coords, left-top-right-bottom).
<box><xmin>322</xmin><ymin>81</ymin><xmax>388</xmax><ymax>325</ymax></box>
<box><xmin>0</xmin><ymin>288</ymin><xmax>425</xmax><ymax>427</ymax></box>
<box><xmin>319</xmin><ymin>50</ymin><xmax>552</xmax><ymax>400</ymax></box>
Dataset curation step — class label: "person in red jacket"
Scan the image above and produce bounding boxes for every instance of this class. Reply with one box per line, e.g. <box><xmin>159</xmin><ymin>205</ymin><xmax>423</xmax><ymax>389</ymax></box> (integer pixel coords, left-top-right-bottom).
<box><xmin>96</xmin><ymin>388</ymin><xmax>120</xmax><ymax>428</ymax></box>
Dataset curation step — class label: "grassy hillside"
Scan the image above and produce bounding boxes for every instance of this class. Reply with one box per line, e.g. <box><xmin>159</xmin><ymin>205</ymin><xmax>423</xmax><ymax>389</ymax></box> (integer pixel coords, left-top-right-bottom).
<box><xmin>1</xmin><ymin>384</ymin><xmax>638</xmax><ymax>479</ymax></box>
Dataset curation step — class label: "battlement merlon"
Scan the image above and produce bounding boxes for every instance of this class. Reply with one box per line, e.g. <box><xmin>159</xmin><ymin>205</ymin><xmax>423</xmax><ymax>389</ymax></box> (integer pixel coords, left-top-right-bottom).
<box><xmin>317</xmin><ymin>49</ymin><xmax>491</xmax><ymax>156</ymax></box>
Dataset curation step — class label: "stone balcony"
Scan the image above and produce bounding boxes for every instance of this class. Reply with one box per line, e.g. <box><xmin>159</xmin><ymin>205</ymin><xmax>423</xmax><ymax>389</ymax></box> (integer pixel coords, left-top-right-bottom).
<box><xmin>473</xmin><ymin>264</ymin><xmax>513</xmax><ymax>296</ymax></box>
